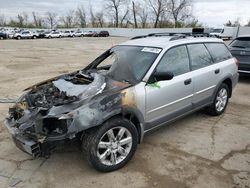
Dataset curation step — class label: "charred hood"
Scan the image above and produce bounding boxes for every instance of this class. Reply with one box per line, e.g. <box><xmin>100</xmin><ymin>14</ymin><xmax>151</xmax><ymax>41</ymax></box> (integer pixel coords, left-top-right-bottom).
<box><xmin>23</xmin><ymin>71</ymin><xmax>131</xmax><ymax>110</ymax></box>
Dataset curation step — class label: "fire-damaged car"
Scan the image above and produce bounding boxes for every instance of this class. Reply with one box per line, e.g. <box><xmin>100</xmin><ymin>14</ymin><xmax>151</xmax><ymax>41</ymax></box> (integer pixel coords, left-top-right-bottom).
<box><xmin>5</xmin><ymin>35</ymin><xmax>238</xmax><ymax>172</ymax></box>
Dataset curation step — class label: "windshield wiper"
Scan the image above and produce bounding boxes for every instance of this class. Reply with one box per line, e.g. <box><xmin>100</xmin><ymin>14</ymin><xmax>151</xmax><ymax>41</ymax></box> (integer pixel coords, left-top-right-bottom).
<box><xmin>232</xmin><ymin>45</ymin><xmax>246</xmax><ymax>49</ymax></box>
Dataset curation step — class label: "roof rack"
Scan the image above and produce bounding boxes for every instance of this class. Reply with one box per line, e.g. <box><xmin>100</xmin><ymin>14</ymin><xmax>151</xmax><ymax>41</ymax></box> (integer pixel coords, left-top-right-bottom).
<box><xmin>130</xmin><ymin>32</ymin><xmax>211</xmax><ymax>40</ymax></box>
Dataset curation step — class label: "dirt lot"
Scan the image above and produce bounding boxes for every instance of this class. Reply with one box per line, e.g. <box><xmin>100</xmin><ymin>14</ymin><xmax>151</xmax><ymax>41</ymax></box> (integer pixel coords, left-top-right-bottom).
<box><xmin>0</xmin><ymin>37</ymin><xmax>249</xmax><ymax>188</ymax></box>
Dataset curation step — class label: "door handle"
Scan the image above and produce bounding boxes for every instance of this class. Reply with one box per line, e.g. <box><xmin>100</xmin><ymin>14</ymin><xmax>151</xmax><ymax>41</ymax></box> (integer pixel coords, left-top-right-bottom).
<box><xmin>215</xmin><ymin>69</ymin><xmax>220</xmax><ymax>74</ymax></box>
<box><xmin>184</xmin><ymin>78</ymin><xmax>192</xmax><ymax>85</ymax></box>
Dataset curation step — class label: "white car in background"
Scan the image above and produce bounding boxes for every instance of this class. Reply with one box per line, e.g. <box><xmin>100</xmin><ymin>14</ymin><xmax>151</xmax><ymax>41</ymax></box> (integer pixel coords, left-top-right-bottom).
<box><xmin>75</xmin><ymin>30</ymin><xmax>84</xmax><ymax>37</ymax></box>
<box><xmin>62</xmin><ymin>30</ymin><xmax>75</xmax><ymax>37</ymax></box>
<box><xmin>45</xmin><ymin>31</ymin><xmax>62</xmax><ymax>38</ymax></box>
<box><xmin>14</xmin><ymin>30</ymin><xmax>39</xmax><ymax>40</ymax></box>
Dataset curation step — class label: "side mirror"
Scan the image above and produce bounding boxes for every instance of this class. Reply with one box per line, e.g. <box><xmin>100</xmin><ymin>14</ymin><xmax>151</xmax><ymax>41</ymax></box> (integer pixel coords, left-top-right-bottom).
<box><xmin>149</xmin><ymin>71</ymin><xmax>174</xmax><ymax>83</ymax></box>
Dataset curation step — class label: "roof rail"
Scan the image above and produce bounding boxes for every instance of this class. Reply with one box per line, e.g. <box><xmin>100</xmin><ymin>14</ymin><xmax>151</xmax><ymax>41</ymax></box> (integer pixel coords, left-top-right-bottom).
<box><xmin>130</xmin><ymin>32</ymin><xmax>212</xmax><ymax>40</ymax></box>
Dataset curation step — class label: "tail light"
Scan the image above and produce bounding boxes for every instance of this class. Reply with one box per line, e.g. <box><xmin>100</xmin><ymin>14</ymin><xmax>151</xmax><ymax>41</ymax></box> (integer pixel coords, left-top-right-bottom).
<box><xmin>234</xmin><ymin>58</ymin><xmax>240</xmax><ymax>68</ymax></box>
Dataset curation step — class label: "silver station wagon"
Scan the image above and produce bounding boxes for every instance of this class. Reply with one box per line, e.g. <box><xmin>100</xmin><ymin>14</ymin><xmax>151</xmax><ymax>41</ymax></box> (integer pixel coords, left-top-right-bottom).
<box><xmin>5</xmin><ymin>34</ymin><xmax>239</xmax><ymax>172</ymax></box>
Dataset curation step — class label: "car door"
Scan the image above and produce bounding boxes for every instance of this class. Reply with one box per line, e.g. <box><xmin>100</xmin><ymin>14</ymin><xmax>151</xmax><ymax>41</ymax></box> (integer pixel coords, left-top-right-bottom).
<box><xmin>187</xmin><ymin>43</ymin><xmax>221</xmax><ymax>108</ymax></box>
<box><xmin>145</xmin><ymin>45</ymin><xmax>194</xmax><ymax>130</ymax></box>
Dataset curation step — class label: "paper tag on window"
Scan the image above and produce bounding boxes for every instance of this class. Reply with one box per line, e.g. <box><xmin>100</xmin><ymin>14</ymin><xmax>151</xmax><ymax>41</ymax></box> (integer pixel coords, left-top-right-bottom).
<box><xmin>141</xmin><ymin>47</ymin><xmax>162</xmax><ymax>54</ymax></box>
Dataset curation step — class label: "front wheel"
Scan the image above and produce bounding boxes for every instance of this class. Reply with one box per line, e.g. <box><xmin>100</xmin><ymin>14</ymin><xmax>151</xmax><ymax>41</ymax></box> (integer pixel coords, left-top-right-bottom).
<box><xmin>83</xmin><ymin>117</ymin><xmax>138</xmax><ymax>172</ymax></box>
<box><xmin>205</xmin><ymin>83</ymin><xmax>229</xmax><ymax>116</ymax></box>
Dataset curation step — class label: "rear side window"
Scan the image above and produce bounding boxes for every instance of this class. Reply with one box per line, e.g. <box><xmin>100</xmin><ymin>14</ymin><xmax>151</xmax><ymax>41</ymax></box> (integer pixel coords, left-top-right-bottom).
<box><xmin>205</xmin><ymin>43</ymin><xmax>232</xmax><ymax>63</ymax></box>
<box><xmin>156</xmin><ymin>45</ymin><xmax>190</xmax><ymax>76</ymax></box>
<box><xmin>187</xmin><ymin>44</ymin><xmax>213</xmax><ymax>70</ymax></box>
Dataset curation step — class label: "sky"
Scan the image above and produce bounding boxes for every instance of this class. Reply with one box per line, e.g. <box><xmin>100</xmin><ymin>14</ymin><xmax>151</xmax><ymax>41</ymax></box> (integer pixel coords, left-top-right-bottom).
<box><xmin>0</xmin><ymin>0</ymin><xmax>250</xmax><ymax>27</ymax></box>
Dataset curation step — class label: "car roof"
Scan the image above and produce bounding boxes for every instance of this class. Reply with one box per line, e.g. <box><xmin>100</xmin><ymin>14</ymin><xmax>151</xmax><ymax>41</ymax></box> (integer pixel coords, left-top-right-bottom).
<box><xmin>120</xmin><ymin>36</ymin><xmax>223</xmax><ymax>49</ymax></box>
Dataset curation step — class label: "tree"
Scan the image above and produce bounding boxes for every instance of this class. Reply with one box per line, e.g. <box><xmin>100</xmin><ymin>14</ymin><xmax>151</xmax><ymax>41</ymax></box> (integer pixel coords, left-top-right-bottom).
<box><xmin>105</xmin><ymin>0</ymin><xmax>127</xmax><ymax>27</ymax></box>
<box><xmin>32</xmin><ymin>12</ymin><xmax>43</xmax><ymax>28</ymax></box>
<box><xmin>168</xmin><ymin>0</ymin><xmax>193</xmax><ymax>28</ymax></box>
<box><xmin>45</xmin><ymin>12</ymin><xmax>58</xmax><ymax>29</ymax></box>
<box><xmin>96</xmin><ymin>12</ymin><xmax>105</xmax><ymax>27</ymax></box>
<box><xmin>0</xmin><ymin>14</ymin><xmax>6</xmax><ymax>26</ymax></box>
<box><xmin>148</xmin><ymin>0</ymin><xmax>167</xmax><ymax>28</ymax></box>
<box><xmin>75</xmin><ymin>5</ymin><xmax>87</xmax><ymax>28</ymax></box>
<box><xmin>17</xmin><ymin>14</ymin><xmax>25</xmax><ymax>27</ymax></box>
<box><xmin>61</xmin><ymin>10</ymin><xmax>75</xmax><ymax>28</ymax></box>
<box><xmin>132</xmin><ymin>1</ymin><xmax>138</xmax><ymax>28</ymax></box>
<box><xmin>225</xmin><ymin>20</ymin><xmax>232</xmax><ymax>27</ymax></box>
<box><xmin>90</xmin><ymin>6</ymin><xmax>97</xmax><ymax>27</ymax></box>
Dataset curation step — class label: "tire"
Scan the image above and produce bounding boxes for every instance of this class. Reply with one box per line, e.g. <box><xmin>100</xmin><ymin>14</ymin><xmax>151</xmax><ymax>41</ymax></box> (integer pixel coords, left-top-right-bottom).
<box><xmin>82</xmin><ymin>117</ymin><xmax>138</xmax><ymax>172</ymax></box>
<box><xmin>17</xmin><ymin>36</ymin><xmax>21</xmax><ymax>40</ymax></box>
<box><xmin>49</xmin><ymin>36</ymin><xmax>52</xmax><ymax>39</ymax></box>
<box><xmin>0</xmin><ymin>36</ymin><xmax>3</xmax><ymax>40</ymax></box>
<box><xmin>32</xmin><ymin>36</ymin><xmax>37</xmax><ymax>39</ymax></box>
<box><xmin>205</xmin><ymin>83</ymin><xmax>230</xmax><ymax>116</ymax></box>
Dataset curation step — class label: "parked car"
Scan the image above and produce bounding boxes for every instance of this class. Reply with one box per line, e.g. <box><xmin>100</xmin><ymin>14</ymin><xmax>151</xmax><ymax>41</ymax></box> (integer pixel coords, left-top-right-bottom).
<box><xmin>4</xmin><ymin>35</ymin><xmax>238</xmax><ymax>172</ymax></box>
<box><xmin>75</xmin><ymin>30</ymin><xmax>84</xmax><ymax>37</ymax></box>
<box><xmin>45</xmin><ymin>31</ymin><xmax>62</xmax><ymax>38</ymax></box>
<box><xmin>62</xmin><ymin>30</ymin><xmax>75</xmax><ymax>38</ymax></box>
<box><xmin>0</xmin><ymin>32</ymin><xmax>8</xmax><ymax>40</ymax></box>
<box><xmin>38</xmin><ymin>31</ymin><xmax>50</xmax><ymax>38</ymax></box>
<box><xmin>229</xmin><ymin>36</ymin><xmax>250</xmax><ymax>75</ymax></box>
<box><xmin>82</xmin><ymin>31</ymin><xmax>95</xmax><ymax>37</ymax></box>
<box><xmin>6</xmin><ymin>30</ymin><xmax>16</xmax><ymax>39</ymax></box>
<box><xmin>14</xmin><ymin>30</ymin><xmax>39</xmax><ymax>40</ymax></box>
<box><xmin>93</xmin><ymin>31</ymin><xmax>110</xmax><ymax>37</ymax></box>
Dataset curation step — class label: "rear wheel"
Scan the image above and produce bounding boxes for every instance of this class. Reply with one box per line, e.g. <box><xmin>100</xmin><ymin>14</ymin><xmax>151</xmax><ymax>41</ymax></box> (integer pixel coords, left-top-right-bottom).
<box><xmin>32</xmin><ymin>36</ymin><xmax>37</xmax><ymax>39</ymax></box>
<box><xmin>206</xmin><ymin>83</ymin><xmax>229</xmax><ymax>116</ymax></box>
<box><xmin>17</xmin><ymin>36</ymin><xmax>21</xmax><ymax>40</ymax></box>
<box><xmin>82</xmin><ymin>117</ymin><xmax>138</xmax><ymax>172</ymax></box>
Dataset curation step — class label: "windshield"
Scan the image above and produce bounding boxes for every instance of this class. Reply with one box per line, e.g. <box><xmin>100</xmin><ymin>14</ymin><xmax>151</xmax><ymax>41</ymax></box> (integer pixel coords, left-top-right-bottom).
<box><xmin>230</xmin><ymin>38</ymin><xmax>250</xmax><ymax>48</ymax></box>
<box><xmin>99</xmin><ymin>46</ymin><xmax>161</xmax><ymax>84</ymax></box>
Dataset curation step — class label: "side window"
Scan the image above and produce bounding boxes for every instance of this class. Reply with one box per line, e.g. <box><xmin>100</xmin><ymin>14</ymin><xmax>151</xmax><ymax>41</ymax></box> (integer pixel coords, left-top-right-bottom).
<box><xmin>187</xmin><ymin>44</ymin><xmax>213</xmax><ymax>70</ymax></box>
<box><xmin>205</xmin><ymin>43</ymin><xmax>232</xmax><ymax>63</ymax></box>
<box><xmin>156</xmin><ymin>45</ymin><xmax>190</xmax><ymax>76</ymax></box>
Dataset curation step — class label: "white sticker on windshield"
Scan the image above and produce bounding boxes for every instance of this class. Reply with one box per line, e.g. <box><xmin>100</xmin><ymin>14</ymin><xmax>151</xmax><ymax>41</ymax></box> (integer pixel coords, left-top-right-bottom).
<box><xmin>142</xmin><ymin>47</ymin><xmax>162</xmax><ymax>54</ymax></box>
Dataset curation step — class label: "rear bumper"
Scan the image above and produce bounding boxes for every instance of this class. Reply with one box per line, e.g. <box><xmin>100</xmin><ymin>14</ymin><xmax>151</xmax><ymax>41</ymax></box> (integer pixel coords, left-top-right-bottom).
<box><xmin>238</xmin><ymin>62</ymin><xmax>250</xmax><ymax>74</ymax></box>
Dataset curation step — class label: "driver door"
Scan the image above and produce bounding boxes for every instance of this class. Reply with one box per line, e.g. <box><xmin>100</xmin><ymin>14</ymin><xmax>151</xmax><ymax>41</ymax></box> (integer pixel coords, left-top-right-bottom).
<box><xmin>145</xmin><ymin>45</ymin><xmax>194</xmax><ymax>130</ymax></box>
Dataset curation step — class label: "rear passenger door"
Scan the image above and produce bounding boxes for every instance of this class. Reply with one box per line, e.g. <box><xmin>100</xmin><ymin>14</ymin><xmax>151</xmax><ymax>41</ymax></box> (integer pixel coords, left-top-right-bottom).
<box><xmin>187</xmin><ymin>43</ymin><xmax>221</xmax><ymax>108</ymax></box>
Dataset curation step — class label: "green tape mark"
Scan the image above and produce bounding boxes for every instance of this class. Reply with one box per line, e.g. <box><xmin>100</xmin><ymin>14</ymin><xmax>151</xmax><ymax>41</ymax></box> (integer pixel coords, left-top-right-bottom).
<box><xmin>148</xmin><ymin>82</ymin><xmax>161</xmax><ymax>88</ymax></box>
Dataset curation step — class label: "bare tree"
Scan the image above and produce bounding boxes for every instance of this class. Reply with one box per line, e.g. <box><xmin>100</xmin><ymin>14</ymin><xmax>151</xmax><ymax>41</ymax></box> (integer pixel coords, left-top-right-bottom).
<box><xmin>75</xmin><ymin>5</ymin><xmax>87</xmax><ymax>28</ymax></box>
<box><xmin>32</xmin><ymin>12</ymin><xmax>43</xmax><ymax>28</ymax></box>
<box><xmin>45</xmin><ymin>12</ymin><xmax>58</xmax><ymax>29</ymax></box>
<box><xmin>137</xmin><ymin>3</ymin><xmax>149</xmax><ymax>28</ymax></box>
<box><xmin>132</xmin><ymin>1</ymin><xmax>138</xmax><ymax>28</ymax></box>
<box><xmin>105</xmin><ymin>0</ymin><xmax>127</xmax><ymax>27</ymax></box>
<box><xmin>90</xmin><ymin>6</ymin><xmax>97</xmax><ymax>27</ymax></box>
<box><xmin>148</xmin><ymin>0</ymin><xmax>167</xmax><ymax>28</ymax></box>
<box><xmin>17</xmin><ymin>14</ymin><xmax>25</xmax><ymax>27</ymax></box>
<box><xmin>168</xmin><ymin>0</ymin><xmax>192</xmax><ymax>28</ymax></box>
<box><xmin>22</xmin><ymin>12</ymin><xmax>29</xmax><ymax>26</ymax></box>
<box><xmin>61</xmin><ymin>10</ymin><xmax>75</xmax><ymax>28</ymax></box>
<box><xmin>96</xmin><ymin>12</ymin><xmax>105</xmax><ymax>27</ymax></box>
<box><xmin>0</xmin><ymin>14</ymin><xmax>6</xmax><ymax>26</ymax></box>
<box><xmin>119</xmin><ymin>9</ymin><xmax>130</xmax><ymax>27</ymax></box>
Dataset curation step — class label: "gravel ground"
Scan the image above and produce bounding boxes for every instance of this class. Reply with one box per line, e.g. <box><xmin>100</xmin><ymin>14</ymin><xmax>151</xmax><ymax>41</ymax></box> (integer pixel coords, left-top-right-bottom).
<box><xmin>0</xmin><ymin>37</ymin><xmax>249</xmax><ymax>188</ymax></box>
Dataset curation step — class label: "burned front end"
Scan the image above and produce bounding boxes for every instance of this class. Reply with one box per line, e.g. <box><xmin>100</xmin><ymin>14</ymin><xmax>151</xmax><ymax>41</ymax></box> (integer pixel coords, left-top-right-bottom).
<box><xmin>4</xmin><ymin>71</ymin><xmax>112</xmax><ymax>157</ymax></box>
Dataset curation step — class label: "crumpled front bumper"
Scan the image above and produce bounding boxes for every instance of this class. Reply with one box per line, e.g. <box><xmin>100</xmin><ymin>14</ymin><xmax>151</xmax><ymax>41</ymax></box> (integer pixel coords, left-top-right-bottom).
<box><xmin>4</xmin><ymin>119</ymin><xmax>41</xmax><ymax>157</ymax></box>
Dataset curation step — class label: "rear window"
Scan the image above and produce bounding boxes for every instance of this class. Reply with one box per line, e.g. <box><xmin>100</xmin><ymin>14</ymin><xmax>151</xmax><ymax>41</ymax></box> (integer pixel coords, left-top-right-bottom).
<box><xmin>230</xmin><ymin>37</ymin><xmax>250</xmax><ymax>49</ymax></box>
<box><xmin>205</xmin><ymin>43</ymin><xmax>232</xmax><ymax>63</ymax></box>
<box><xmin>187</xmin><ymin>44</ymin><xmax>213</xmax><ymax>70</ymax></box>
